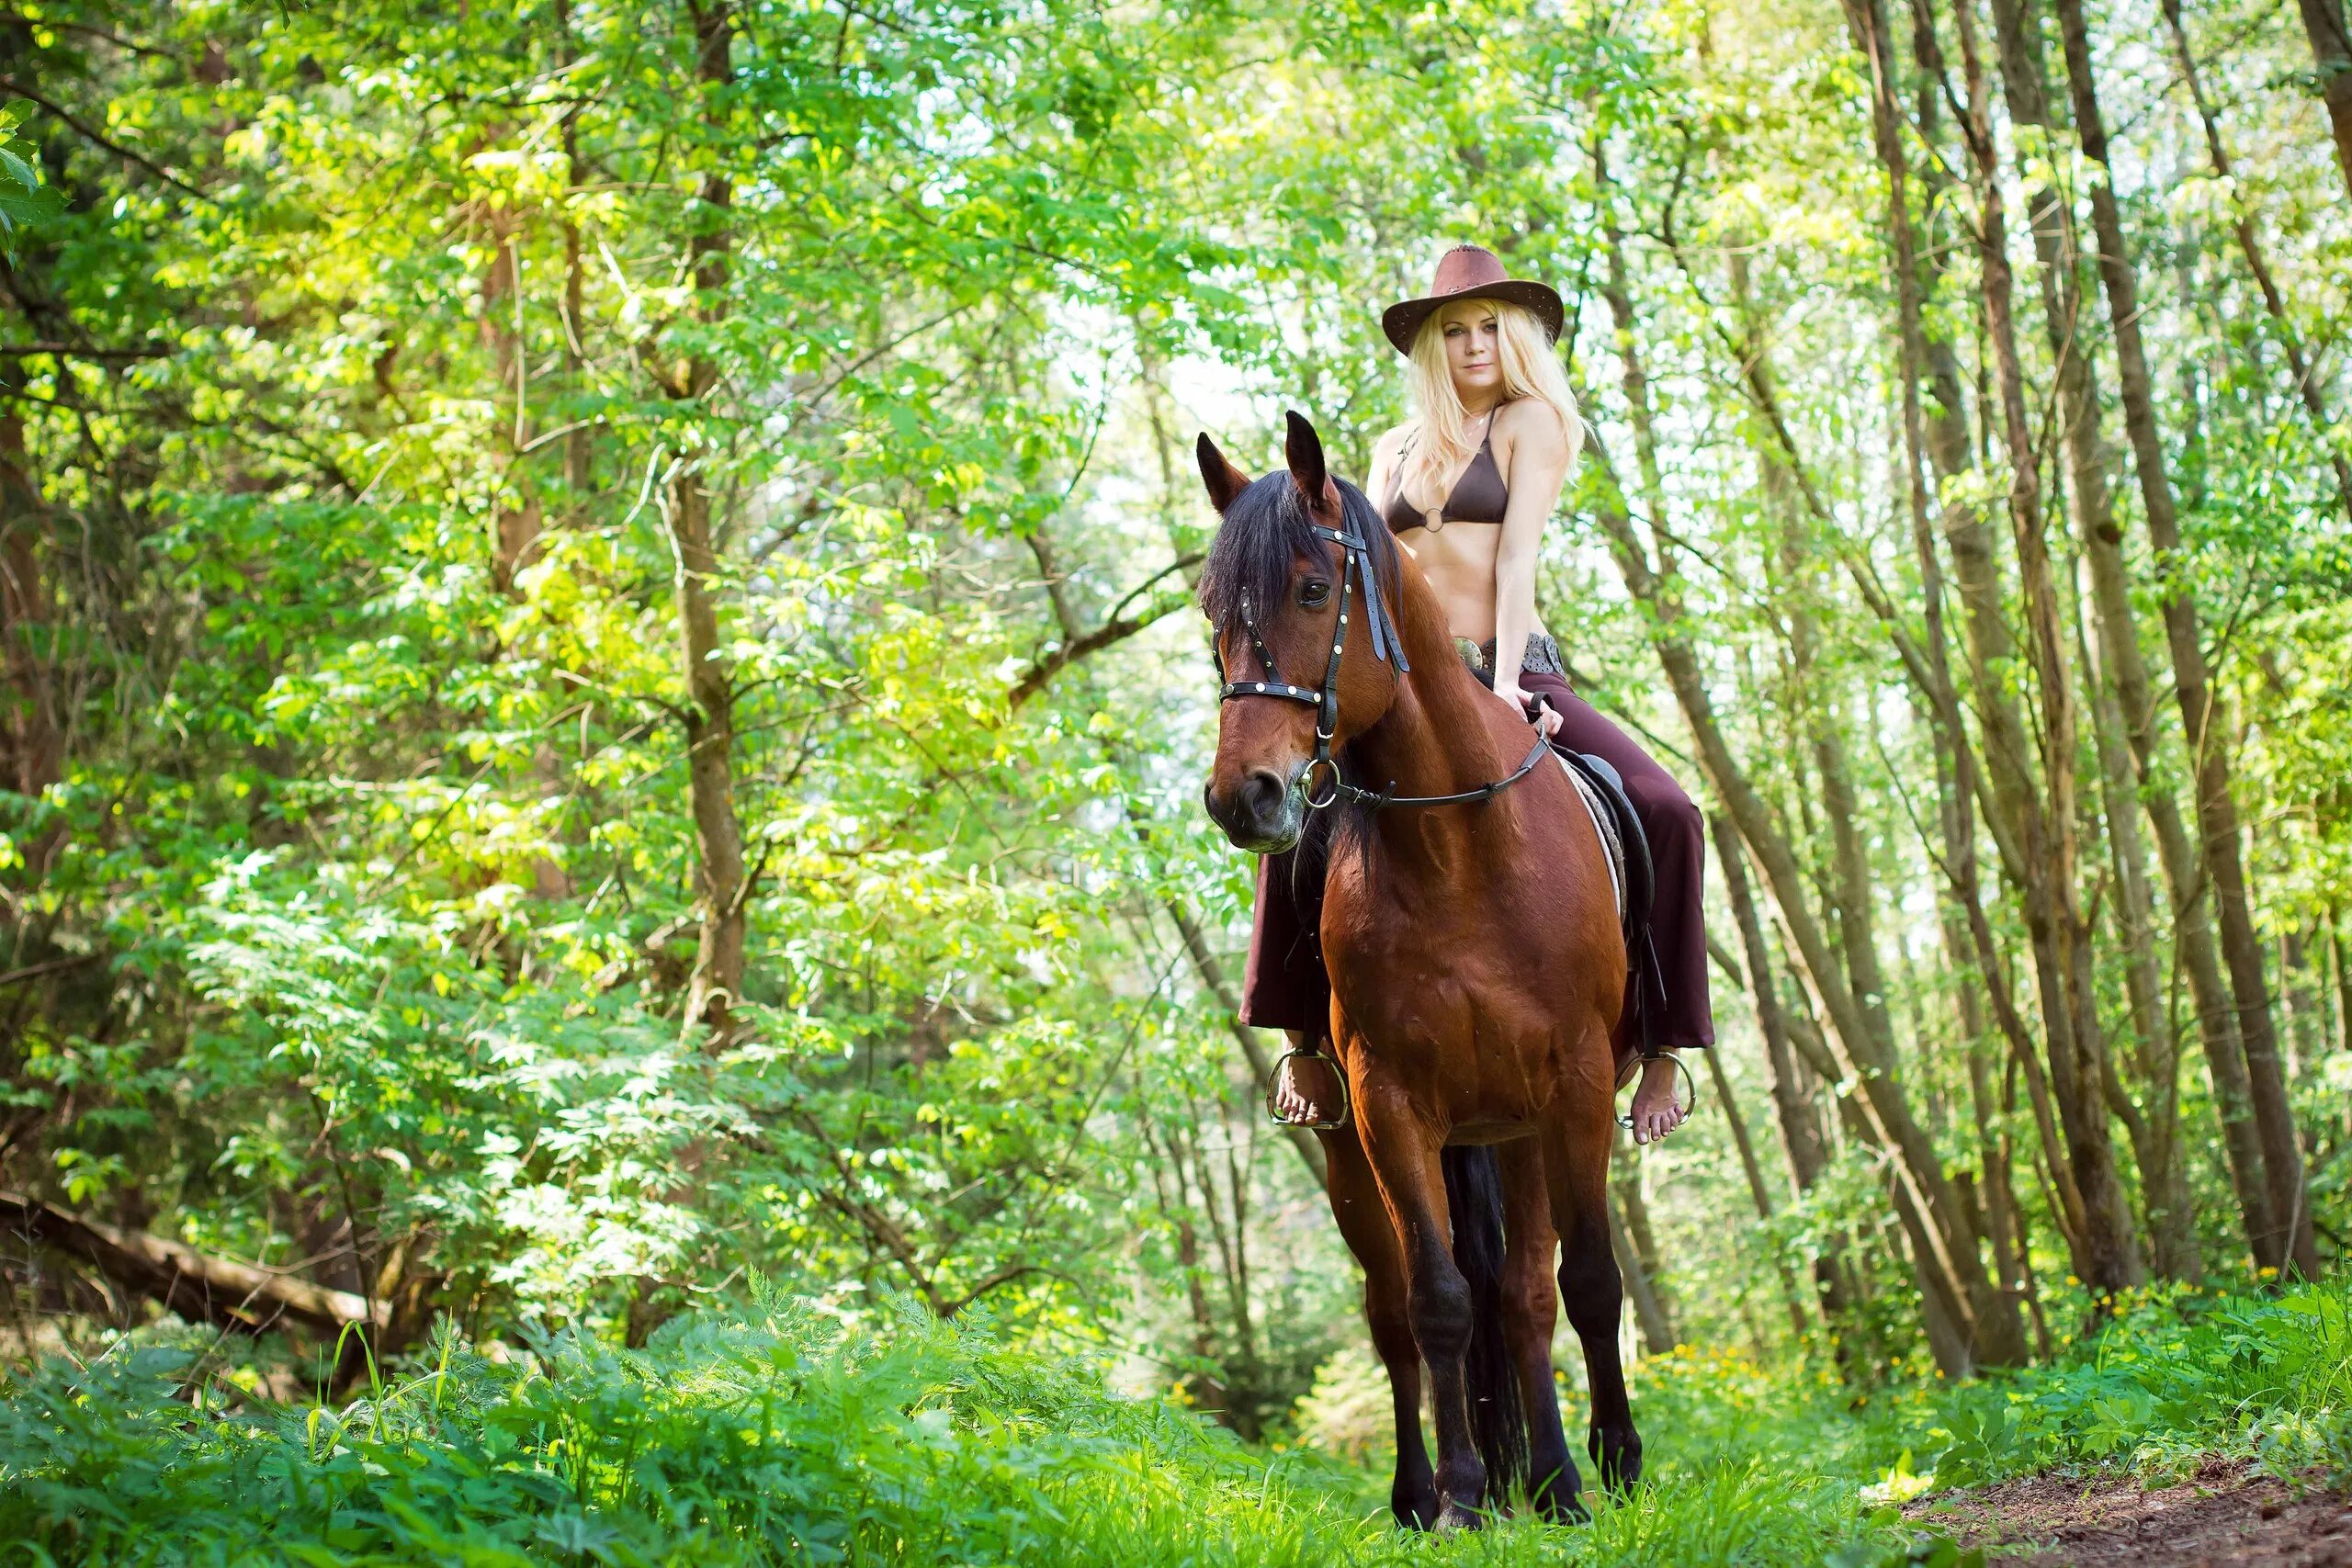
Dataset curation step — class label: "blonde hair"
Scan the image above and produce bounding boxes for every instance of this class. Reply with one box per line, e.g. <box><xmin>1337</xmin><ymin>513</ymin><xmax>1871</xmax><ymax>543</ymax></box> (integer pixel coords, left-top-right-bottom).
<box><xmin>1394</xmin><ymin>298</ymin><xmax>1584</xmax><ymax>517</ymax></box>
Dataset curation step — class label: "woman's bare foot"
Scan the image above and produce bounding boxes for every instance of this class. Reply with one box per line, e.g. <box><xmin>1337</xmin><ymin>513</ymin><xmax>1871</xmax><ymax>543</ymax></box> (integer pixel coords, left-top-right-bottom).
<box><xmin>1272</xmin><ymin>1041</ymin><xmax>1348</xmax><ymax>1127</ymax></box>
<box><xmin>1628</xmin><ymin>1054</ymin><xmax>1687</xmax><ymax>1145</ymax></box>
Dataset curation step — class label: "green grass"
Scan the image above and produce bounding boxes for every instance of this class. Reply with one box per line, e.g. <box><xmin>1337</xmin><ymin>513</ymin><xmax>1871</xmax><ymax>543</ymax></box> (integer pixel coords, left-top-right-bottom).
<box><xmin>3</xmin><ymin>1279</ymin><xmax>2346</xmax><ymax>1566</ymax></box>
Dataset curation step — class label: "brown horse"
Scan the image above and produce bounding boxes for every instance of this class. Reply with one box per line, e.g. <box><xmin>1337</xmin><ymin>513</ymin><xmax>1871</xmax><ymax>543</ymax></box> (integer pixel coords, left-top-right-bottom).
<box><xmin>1196</xmin><ymin>412</ymin><xmax>1637</xmax><ymax>1529</ymax></box>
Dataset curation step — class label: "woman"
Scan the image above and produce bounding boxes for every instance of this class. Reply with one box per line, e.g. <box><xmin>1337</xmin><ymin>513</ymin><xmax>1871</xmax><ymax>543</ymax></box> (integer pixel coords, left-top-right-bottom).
<box><xmin>1252</xmin><ymin>243</ymin><xmax>1713</xmax><ymax>1145</ymax></box>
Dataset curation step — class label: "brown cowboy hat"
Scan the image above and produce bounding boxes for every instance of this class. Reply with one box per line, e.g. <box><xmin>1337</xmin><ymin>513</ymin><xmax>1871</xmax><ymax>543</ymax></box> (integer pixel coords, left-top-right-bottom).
<box><xmin>1380</xmin><ymin>243</ymin><xmax>1565</xmax><ymax>355</ymax></box>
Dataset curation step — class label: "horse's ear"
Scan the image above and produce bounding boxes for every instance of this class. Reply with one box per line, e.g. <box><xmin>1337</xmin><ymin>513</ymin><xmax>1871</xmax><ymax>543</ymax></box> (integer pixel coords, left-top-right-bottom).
<box><xmin>1196</xmin><ymin>433</ymin><xmax>1251</xmax><ymax>515</ymax></box>
<box><xmin>1283</xmin><ymin>410</ymin><xmax>1333</xmax><ymax>511</ymax></box>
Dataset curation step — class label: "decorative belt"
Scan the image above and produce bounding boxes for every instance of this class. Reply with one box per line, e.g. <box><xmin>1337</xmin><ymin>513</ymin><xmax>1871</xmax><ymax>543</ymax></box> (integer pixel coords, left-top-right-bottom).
<box><xmin>1453</xmin><ymin>633</ymin><xmax>1566</xmax><ymax>679</ymax></box>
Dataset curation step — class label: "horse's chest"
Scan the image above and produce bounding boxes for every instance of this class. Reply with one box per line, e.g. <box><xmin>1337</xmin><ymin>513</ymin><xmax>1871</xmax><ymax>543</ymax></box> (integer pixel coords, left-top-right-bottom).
<box><xmin>1323</xmin><ymin>906</ymin><xmax>1547</xmax><ymax>1046</ymax></box>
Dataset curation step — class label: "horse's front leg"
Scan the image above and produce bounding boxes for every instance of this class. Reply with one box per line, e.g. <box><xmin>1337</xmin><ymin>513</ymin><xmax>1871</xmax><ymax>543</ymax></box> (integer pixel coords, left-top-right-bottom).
<box><xmin>1351</xmin><ymin>1074</ymin><xmax>1487</xmax><ymax>1529</ymax></box>
<box><xmin>1498</xmin><ymin>1136</ymin><xmax>1587</xmax><ymax>1522</ymax></box>
<box><xmin>1317</xmin><ymin>1124</ymin><xmax>1437</xmax><ymax>1529</ymax></box>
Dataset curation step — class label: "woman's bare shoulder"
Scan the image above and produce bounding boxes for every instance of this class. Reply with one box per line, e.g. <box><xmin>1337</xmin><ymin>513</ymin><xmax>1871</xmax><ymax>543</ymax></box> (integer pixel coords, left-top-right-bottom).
<box><xmin>1495</xmin><ymin>397</ymin><xmax>1574</xmax><ymax>451</ymax></box>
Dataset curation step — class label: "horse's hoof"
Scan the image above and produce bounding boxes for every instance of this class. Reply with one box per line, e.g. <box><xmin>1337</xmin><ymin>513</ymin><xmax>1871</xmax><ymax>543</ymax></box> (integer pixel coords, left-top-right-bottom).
<box><xmin>1589</xmin><ymin>1424</ymin><xmax>1644</xmax><ymax>1495</ymax></box>
<box><xmin>1433</xmin><ymin>1500</ymin><xmax>1486</xmax><ymax>1534</ymax></box>
<box><xmin>1534</xmin><ymin>1481</ymin><xmax>1591</xmax><ymax>1525</ymax></box>
<box><xmin>1391</xmin><ymin>1486</ymin><xmax>1440</xmax><ymax>1532</ymax></box>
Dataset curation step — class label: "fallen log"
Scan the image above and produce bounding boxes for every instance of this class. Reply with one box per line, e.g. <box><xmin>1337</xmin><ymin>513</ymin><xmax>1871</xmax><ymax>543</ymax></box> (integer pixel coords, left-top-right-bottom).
<box><xmin>0</xmin><ymin>1190</ymin><xmax>385</xmax><ymax>1335</ymax></box>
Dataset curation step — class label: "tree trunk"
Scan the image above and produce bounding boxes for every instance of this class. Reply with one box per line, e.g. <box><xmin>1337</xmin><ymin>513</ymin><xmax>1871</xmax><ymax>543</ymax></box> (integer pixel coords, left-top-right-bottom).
<box><xmin>2074</xmin><ymin>562</ymin><xmax>2199</xmax><ymax>1280</ymax></box>
<box><xmin>0</xmin><ymin>412</ymin><xmax>62</xmax><ymax>816</ymax></box>
<box><xmin>1590</xmin><ymin>444</ymin><xmax>1990</xmax><ymax>1374</ymax></box>
<box><xmin>1160</xmin><ymin>892</ymin><xmax>1328</xmax><ymax>1185</ymax></box>
<box><xmin>2291</xmin><ymin>0</ymin><xmax>2352</xmax><ymax>199</ymax></box>
<box><xmin>2046</xmin><ymin>0</ymin><xmax>2315</xmax><ymax>1275</ymax></box>
<box><xmin>1596</xmin><ymin>168</ymin><xmax>2009</xmax><ymax>1368</ymax></box>
<box><xmin>1953</xmin><ymin>0</ymin><xmax>2274</xmax><ymax>1267</ymax></box>
<box><xmin>1713</xmin><ymin>817</ymin><xmax>1866</xmax><ymax>1353</ymax></box>
<box><xmin>480</xmin><ymin>199</ymin><xmax>541</xmax><ymax>593</ymax></box>
<box><xmin>1952</xmin><ymin>0</ymin><xmax>2143</xmax><ymax>1292</ymax></box>
<box><xmin>1702</xmin><ymin>958</ymin><xmax>1818</xmax><ymax>1341</ymax></box>
<box><xmin>1613</xmin><ymin>1145</ymin><xmax>1673</xmax><ymax>1319</ymax></box>
<box><xmin>673</xmin><ymin>1</ymin><xmax>747</xmax><ymax>1040</ymax></box>
<box><xmin>1609</xmin><ymin>1178</ymin><xmax>1679</xmax><ymax>1356</ymax></box>
<box><xmin>2159</xmin><ymin>1</ymin><xmax>2352</xmax><ymax>520</ymax></box>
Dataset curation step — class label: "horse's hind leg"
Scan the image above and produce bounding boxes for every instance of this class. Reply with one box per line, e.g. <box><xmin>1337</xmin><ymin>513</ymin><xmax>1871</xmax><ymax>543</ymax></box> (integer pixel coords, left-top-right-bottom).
<box><xmin>1544</xmin><ymin>1093</ymin><xmax>1644</xmax><ymax>1493</ymax></box>
<box><xmin>1319</xmin><ymin>1124</ymin><xmax>1438</xmax><ymax>1529</ymax></box>
<box><xmin>1498</xmin><ymin>1136</ymin><xmax>1587</xmax><ymax>1522</ymax></box>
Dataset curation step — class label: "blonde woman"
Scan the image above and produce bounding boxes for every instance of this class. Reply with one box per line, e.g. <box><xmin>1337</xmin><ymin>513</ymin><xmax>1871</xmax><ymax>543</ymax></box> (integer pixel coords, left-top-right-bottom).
<box><xmin>1254</xmin><ymin>244</ymin><xmax>1712</xmax><ymax>1144</ymax></box>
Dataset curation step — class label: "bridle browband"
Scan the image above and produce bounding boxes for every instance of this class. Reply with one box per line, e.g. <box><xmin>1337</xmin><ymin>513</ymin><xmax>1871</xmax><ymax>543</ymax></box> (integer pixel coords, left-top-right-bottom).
<box><xmin>1215</xmin><ymin>518</ymin><xmax>1551</xmax><ymax>812</ymax></box>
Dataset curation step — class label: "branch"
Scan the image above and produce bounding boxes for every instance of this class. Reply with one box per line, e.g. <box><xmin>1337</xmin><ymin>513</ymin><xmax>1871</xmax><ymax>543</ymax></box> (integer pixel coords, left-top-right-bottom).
<box><xmin>0</xmin><ymin>80</ymin><xmax>211</xmax><ymax>203</ymax></box>
<box><xmin>0</xmin><ymin>342</ymin><xmax>171</xmax><ymax>361</ymax></box>
<box><xmin>1007</xmin><ymin>580</ymin><xmax>1195</xmax><ymax>708</ymax></box>
<box><xmin>0</xmin><ymin>1190</ymin><xmax>385</xmax><ymax>1335</ymax></box>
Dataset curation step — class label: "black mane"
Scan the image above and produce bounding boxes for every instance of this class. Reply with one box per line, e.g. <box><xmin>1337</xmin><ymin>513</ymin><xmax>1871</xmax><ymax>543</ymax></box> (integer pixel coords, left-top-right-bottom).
<box><xmin>1197</xmin><ymin>472</ymin><xmax>1402</xmax><ymax>645</ymax></box>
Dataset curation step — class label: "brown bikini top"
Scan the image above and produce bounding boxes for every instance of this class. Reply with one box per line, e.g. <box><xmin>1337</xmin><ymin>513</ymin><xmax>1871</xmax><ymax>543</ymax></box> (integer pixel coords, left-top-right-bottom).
<box><xmin>1383</xmin><ymin>412</ymin><xmax>1510</xmax><ymax>534</ymax></box>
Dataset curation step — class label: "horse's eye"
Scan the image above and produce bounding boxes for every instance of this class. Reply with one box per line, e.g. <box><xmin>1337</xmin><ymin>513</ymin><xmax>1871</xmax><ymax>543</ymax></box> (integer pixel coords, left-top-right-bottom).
<box><xmin>1298</xmin><ymin>580</ymin><xmax>1331</xmax><ymax>608</ymax></box>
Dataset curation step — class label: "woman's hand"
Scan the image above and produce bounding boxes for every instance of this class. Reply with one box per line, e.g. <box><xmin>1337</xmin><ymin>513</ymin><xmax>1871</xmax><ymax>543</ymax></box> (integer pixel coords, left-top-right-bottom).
<box><xmin>1497</xmin><ymin>681</ymin><xmax>1564</xmax><ymax>739</ymax></box>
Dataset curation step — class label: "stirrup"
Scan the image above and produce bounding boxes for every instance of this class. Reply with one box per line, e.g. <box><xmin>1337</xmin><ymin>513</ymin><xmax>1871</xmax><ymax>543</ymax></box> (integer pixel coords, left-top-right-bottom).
<box><xmin>1616</xmin><ymin>1053</ymin><xmax>1699</xmax><ymax>1134</ymax></box>
<box><xmin>1265</xmin><ymin>1046</ymin><xmax>1351</xmax><ymax>1132</ymax></box>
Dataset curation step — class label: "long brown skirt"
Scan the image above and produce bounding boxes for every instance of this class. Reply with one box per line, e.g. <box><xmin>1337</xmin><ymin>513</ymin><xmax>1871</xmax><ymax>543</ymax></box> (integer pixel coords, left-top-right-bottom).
<box><xmin>1239</xmin><ymin>637</ymin><xmax>1714</xmax><ymax>1052</ymax></box>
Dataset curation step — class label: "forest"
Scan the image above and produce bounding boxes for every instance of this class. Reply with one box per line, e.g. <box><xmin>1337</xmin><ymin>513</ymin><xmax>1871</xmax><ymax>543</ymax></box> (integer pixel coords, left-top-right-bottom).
<box><xmin>0</xmin><ymin>0</ymin><xmax>2348</xmax><ymax>1562</ymax></box>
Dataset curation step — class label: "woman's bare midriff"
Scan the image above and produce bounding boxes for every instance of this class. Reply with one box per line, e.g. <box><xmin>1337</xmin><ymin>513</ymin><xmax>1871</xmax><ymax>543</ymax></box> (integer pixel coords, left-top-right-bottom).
<box><xmin>1393</xmin><ymin>524</ymin><xmax>1548</xmax><ymax>645</ymax></box>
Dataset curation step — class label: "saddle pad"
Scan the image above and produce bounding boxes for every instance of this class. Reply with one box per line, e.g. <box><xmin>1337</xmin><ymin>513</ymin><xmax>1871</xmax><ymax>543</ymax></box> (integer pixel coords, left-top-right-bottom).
<box><xmin>1559</xmin><ymin>753</ymin><xmax>1625</xmax><ymax>920</ymax></box>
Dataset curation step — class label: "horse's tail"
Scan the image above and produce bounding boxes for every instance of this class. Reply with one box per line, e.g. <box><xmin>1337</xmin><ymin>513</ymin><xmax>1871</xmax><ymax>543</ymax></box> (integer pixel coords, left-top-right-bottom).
<box><xmin>1442</xmin><ymin>1144</ymin><xmax>1528</xmax><ymax>1512</ymax></box>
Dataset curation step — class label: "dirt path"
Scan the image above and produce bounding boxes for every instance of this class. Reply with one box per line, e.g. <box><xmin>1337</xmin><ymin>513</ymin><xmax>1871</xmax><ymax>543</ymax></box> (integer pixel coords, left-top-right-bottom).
<box><xmin>1910</xmin><ymin>1460</ymin><xmax>2349</xmax><ymax>1566</ymax></box>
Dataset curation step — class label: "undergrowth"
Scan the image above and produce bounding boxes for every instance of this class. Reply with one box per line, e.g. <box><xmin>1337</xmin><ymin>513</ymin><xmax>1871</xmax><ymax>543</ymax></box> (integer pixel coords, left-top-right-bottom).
<box><xmin>1877</xmin><ymin>1277</ymin><xmax>2352</xmax><ymax>1490</ymax></box>
<box><xmin>3</xmin><ymin>1276</ymin><xmax>2344</xmax><ymax>1566</ymax></box>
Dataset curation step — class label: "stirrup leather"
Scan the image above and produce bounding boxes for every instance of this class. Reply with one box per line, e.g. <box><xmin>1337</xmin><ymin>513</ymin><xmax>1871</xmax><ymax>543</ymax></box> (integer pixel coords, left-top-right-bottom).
<box><xmin>1265</xmin><ymin>1046</ymin><xmax>1351</xmax><ymax>1132</ymax></box>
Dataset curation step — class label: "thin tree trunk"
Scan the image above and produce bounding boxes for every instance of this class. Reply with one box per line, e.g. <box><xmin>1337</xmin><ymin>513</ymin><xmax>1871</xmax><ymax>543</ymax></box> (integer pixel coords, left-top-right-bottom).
<box><xmin>2074</xmin><ymin>558</ymin><xmax>2198</xmax><ymax>1280</ymax></box>
<box><xmin>2074</xmin><ymin>356</ymin><xmax>2277</xmax><ymax>1270</ymax></box>
<box><xmin>2047</xmin><ymin>0</ymin><xmax>2316</xmax><ymax>1275</ymax></box>
<box><xmin>1610</xmin><ymin>1190</ymin><xmax>1679</xmax><ymax>1357</ymax></box>
<box><xmin>1596</xmin><ymin>165</ymin><xmax>2002</xmax><ymax>1368</ymax></box>
<box><xmin>673</xmin><ymin>1</ymin><xmax>747</xmax><ymax>1040</ymax></box>
<box><xmin>2290</xmin><ymin>0</ymin><xmax>2352</xmax><ymax>198</ymax></box>
<box><xmin>1596</xmin><ymin>455</ymin><xmax>1985</xmax><ymax>1372</ymax></box>
<box><xmin>1612</xmin><ymin>1144</ymin><xmax>1677</xmax><ymax>1345</ymax></box>
<box><xmin>478</xmin><ymin>196</ymin><xmax>541</xmax><ymax>592</ymax></box>
<box><xmin>1160</xmin><ymin>894</ymin><xmax>1328</xmax><ymax>1185</ymax></box>
<box><xmin>2335</xmin><ymin>914</ymin><xmax>2352</xmax><ymax>1059</ymax></box>
<box><xmin>559</xmin><ymin>1</ymin><xmax>592</xmax><ymax>505</ymax></box>
<box><xmin>1889</xmin><ymin>0</ymin><xmax>2084</xmax><ymax>1322</ymax></box>
<box><xmin>0</xmin><ymin>412</ymin><xmax>62</xmax><ymax>814</ymax></box>
<box><xmin>1702</xmin><ymin>963</ymin><xmax>1818</xmax><ymax>1341</ymax></box>
<box><xmin>1951</xmin><ymin>0</ymin><xmax>2143</xmax><ymax>1292</ymax></box>
<box><xmin>1709</xmin><ymin>818</ymin><xmax>1831</xmax><ymax>1190</ymax></box>
<box><xmin>2159</xmin><ymin>0</ymin><xmax>2352</xmax><ymax>520</ymax></box>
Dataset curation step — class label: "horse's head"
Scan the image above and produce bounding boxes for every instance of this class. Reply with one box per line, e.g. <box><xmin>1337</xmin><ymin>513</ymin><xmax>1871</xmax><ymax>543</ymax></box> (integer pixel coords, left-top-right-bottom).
<box><xmin>1197</xmin><ymin>411</ymin><xmax>1408</xmax><ymax>853</ymax></box>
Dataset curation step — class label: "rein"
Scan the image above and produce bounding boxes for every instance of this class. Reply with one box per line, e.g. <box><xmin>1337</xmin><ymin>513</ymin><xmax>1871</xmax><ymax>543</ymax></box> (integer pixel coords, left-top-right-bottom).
<box><xmin>1216</xmin><ymin>519</ymin><xmax>1552</xmax><ymax>812</ymax></box>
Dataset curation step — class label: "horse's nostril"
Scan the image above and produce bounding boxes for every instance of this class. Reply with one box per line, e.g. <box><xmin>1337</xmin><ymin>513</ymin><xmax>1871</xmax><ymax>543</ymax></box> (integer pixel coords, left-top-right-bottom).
<box><xmin>1242</xmin><ymin>768</ymin><xmax>1288</xmax><ymax>822</ymax></box>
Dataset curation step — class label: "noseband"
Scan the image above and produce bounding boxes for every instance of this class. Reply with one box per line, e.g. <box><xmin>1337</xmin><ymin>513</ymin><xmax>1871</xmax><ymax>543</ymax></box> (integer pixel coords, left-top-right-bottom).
<box><xmin>1215</xmin><ymin>520</ymin><xmax>1550</xmax><ymax>811</ymax></box>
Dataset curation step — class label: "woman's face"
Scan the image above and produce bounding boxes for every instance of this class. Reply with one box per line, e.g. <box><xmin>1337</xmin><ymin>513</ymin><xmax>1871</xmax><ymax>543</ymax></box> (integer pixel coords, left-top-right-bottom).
<box><xmin>1439</xmin><ymin>304</ymin><xmax>1503</xmax><ymax>399</ymax></box>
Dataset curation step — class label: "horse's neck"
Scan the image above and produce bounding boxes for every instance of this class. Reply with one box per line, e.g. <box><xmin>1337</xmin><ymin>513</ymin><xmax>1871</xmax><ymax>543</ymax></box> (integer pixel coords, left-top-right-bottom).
<box><xmin>1344</xmin><ymin>570</ymin><xmax>1532</xmax><ymax>882</ymax></box>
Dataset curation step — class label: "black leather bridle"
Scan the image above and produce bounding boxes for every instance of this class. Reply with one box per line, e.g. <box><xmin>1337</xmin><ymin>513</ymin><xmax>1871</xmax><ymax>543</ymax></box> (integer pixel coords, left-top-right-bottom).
<box><xmin>1215</xmin><ymin>519</ymin><xmax>1551</xmax><ymax>812</ymax></box>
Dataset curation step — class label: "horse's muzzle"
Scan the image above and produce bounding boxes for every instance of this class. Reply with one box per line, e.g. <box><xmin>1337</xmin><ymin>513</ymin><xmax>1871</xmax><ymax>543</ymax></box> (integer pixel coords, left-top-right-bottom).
<box><xmin>1204</xmin><ymin>765</ymin><xmax>1304</xmax><ymax>854</ymax></box>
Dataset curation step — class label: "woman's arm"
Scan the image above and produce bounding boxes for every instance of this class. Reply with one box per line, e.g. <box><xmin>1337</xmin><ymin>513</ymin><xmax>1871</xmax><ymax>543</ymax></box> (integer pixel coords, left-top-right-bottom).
<box><xmin>1489</xmin><ymin>401</ymin><xmax>1573</xmax><ymax>734</ymax></box>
